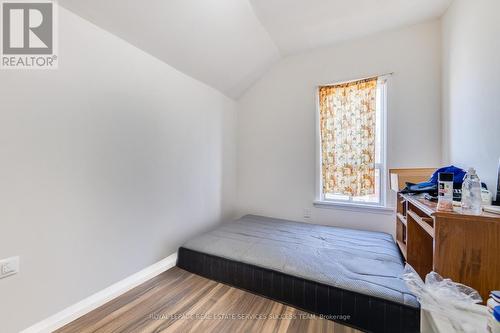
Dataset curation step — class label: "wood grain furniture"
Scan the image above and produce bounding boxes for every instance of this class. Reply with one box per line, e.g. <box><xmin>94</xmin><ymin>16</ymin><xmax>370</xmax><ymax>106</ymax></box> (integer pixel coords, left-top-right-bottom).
<box><xmin>390</xmin><ymin>167</ymin><xmax>436</xmax><ymax>191</ymax></box>
<box><xmin>391</xmin><ymin>169</ymin><xmax>500</xmax><ymax>303</ymax></box>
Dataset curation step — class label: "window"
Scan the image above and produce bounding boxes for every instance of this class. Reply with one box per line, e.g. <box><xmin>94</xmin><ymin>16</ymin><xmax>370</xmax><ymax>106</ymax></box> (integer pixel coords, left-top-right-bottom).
<box><xmin>316</xmin><ymin>76</ymin><xmax>387</xmax><ymax>208</ymax></box>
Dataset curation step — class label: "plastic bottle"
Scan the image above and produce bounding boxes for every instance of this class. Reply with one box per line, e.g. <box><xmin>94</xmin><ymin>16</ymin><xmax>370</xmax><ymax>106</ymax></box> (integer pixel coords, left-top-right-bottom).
<box><xmin>461</xmin><ymin>168</ymin><xmax>482</xmax><ymax>215</ymax></box>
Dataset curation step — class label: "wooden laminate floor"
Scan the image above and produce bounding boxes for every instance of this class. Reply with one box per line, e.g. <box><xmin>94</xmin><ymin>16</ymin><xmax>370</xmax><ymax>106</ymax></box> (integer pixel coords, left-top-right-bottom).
<box><xmin>57</xmin><ymin>267</ymin><xmax>362</xmax><ymax>333</ymax></box>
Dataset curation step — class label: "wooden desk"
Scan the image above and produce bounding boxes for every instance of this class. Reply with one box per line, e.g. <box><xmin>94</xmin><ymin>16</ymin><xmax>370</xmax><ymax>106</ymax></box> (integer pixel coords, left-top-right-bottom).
<box><xmin>396</xmin><ymin>193</ymin><xmax>500</xmax><ymax>303</ymax></box>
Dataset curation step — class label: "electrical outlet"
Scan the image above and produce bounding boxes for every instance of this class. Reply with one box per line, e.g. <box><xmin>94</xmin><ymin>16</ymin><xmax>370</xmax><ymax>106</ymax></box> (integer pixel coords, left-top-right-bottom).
<box><xmin>303</xmin><ymin>208</ymin><xmax>312</xmax><ymax>219</ymax></box>
<box><xmin>0</xmin><ymin>256</ymin><xmax>19</xmax><ymax>279</ymax></box>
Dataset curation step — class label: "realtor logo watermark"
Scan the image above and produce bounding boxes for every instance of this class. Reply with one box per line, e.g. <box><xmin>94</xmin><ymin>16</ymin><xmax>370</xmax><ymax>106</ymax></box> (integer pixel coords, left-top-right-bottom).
<box><xmin>1</xmin><ymin>0</ymin><xmax>57</xmax><ymax>69</ymax></box>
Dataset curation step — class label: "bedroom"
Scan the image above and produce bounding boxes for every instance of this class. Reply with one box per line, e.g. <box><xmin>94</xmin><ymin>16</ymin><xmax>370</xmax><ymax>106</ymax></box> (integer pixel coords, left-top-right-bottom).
<box><xmin>1</xmin><ymin>0</ymin><xmax>499</xmax><ymax>332</ymax></box>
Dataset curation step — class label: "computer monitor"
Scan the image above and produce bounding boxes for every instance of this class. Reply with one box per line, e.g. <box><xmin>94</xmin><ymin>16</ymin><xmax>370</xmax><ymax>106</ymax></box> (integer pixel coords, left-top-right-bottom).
<box><xmin>495</xmin><ymin>158</ymin><xmax>500</xmax><ymax>206</ymax></box>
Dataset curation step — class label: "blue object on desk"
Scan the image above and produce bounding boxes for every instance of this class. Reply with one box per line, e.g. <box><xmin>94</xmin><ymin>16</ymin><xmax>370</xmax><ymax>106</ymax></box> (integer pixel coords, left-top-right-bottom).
<box><xmin>429</xmin><ymin>165</ymin><xmax>467</xmax><ymax>185</ymax></box>
<box><xmin>494</xmin><ymin>306</ymin><xmax>500</xmax><ymax>322</ymax></box>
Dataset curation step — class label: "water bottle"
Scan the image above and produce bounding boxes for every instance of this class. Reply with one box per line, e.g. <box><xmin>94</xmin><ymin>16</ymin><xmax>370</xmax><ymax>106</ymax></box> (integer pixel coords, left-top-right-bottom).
<box><xmin>461</xmin><ymin>168</ymin><xmax>482</xmax><ymax>215</ymax></box>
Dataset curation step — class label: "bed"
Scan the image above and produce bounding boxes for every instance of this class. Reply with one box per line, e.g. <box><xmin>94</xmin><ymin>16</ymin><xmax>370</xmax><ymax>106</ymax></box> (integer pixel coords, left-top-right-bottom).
<box><xmin>176</xmin><ymin>215</ymin><xmax>420</xmax><ymax>333</ymax></box>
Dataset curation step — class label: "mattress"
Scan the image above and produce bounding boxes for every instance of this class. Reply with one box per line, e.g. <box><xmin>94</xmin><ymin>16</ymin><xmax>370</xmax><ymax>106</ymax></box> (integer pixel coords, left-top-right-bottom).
<box><xmin>177</xmin><ymin>215</ymin><xmax>420</xmax><ymax>332</ymax></box>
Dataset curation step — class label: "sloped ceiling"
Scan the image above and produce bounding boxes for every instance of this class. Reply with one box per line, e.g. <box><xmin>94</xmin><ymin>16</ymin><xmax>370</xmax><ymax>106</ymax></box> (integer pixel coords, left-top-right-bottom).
<box><xmin>250</xmin><ymin>0</ymin><xmax>453</xmax><ymax>56</ymax></box>
<box><xmin>59</xmin><ymin>0</ymin><xmax>452</xmax><ymax>99</ymax></box>
<box><xmin>59</xmin><ymin>0</ymin><xmax>281</xmax><ymax>99</ymax></box>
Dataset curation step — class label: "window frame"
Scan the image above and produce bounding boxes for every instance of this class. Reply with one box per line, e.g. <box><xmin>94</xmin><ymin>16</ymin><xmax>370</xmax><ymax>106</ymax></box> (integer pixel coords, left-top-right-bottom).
<box><xmin>314</xmin><ymin>75</ymin><xmax>390</xmax><ymax>211</ymax></box>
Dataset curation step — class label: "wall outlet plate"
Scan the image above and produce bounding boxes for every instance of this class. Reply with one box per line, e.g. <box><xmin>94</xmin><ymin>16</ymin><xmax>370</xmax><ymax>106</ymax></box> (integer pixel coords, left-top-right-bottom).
<box><xmin>0</xmin><ymin>256</ymin><xmax>20</xmax><ymax>279</ymax></box>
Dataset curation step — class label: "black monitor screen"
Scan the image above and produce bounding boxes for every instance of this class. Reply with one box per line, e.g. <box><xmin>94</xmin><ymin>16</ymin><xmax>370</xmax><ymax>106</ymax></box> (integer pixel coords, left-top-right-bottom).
<box><xmin>496</xmin><ymin>158</ymin><xmax>500</xmax><ymax>205</ymax></box>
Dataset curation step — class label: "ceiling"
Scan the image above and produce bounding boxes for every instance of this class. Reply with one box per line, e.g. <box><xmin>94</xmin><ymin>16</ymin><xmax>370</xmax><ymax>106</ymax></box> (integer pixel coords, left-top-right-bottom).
<box><xmin>60</xmin><ymin>0</ymin><xmax>452</xmax><ymax>99</ymax></box>
<box><xmin>251</xmin><ymin>0</ymin><xmax>453</xmax><ymax>55</ymax></box>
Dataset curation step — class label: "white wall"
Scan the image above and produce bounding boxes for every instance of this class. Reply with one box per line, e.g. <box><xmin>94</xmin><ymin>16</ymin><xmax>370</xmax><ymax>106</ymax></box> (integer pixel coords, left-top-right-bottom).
<box><xmin>236</xmin><ymin>21</ymin><xmax>442</xmax><ymax>235</ymax></box>
<box><xmin>442</xmin><ymin>0</ymin><xmax>500</xmax><ymax>198</ymax></box>
<box><xmin>0</xmin><ymin>7</ymin><xmax>236</xmax><ymax>333</ymax></box>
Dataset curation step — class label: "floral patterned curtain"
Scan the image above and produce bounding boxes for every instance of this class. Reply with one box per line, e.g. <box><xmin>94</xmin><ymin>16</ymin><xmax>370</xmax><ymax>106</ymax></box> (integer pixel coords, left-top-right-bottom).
<box><xmin>319</xmin><ymin>77</ymin><xmax>377</xmax><ymax>197</ymax></box>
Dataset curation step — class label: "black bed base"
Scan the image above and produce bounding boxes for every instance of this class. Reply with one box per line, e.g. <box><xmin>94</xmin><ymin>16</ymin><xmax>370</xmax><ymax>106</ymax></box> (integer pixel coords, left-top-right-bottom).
<box><xmin>177</xmin><ymin>247</ymin><xmax>420</xmax><ymax>333</ymax></box>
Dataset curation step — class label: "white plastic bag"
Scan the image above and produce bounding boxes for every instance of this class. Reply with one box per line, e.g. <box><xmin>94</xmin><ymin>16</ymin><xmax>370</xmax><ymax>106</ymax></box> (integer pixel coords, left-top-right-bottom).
<box><xmin>402</xmin><ymin>264</ymin><xmax>488</xmax><ymax>333</ymax></box>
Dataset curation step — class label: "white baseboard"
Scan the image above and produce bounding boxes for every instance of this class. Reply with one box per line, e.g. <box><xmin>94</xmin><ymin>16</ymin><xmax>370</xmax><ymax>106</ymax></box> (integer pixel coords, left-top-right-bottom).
<box><xmin>21</xmin><ymin>252</ymin><xmax>178</xmax><ymax>333</ymax></box>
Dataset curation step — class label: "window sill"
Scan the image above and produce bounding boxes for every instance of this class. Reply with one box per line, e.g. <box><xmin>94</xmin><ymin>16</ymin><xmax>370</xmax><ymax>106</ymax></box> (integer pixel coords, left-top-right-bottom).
<box><xmin>313</xmin><ymin>200</ymin><xmax>395</xmax><ymax>215</ymax></box>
